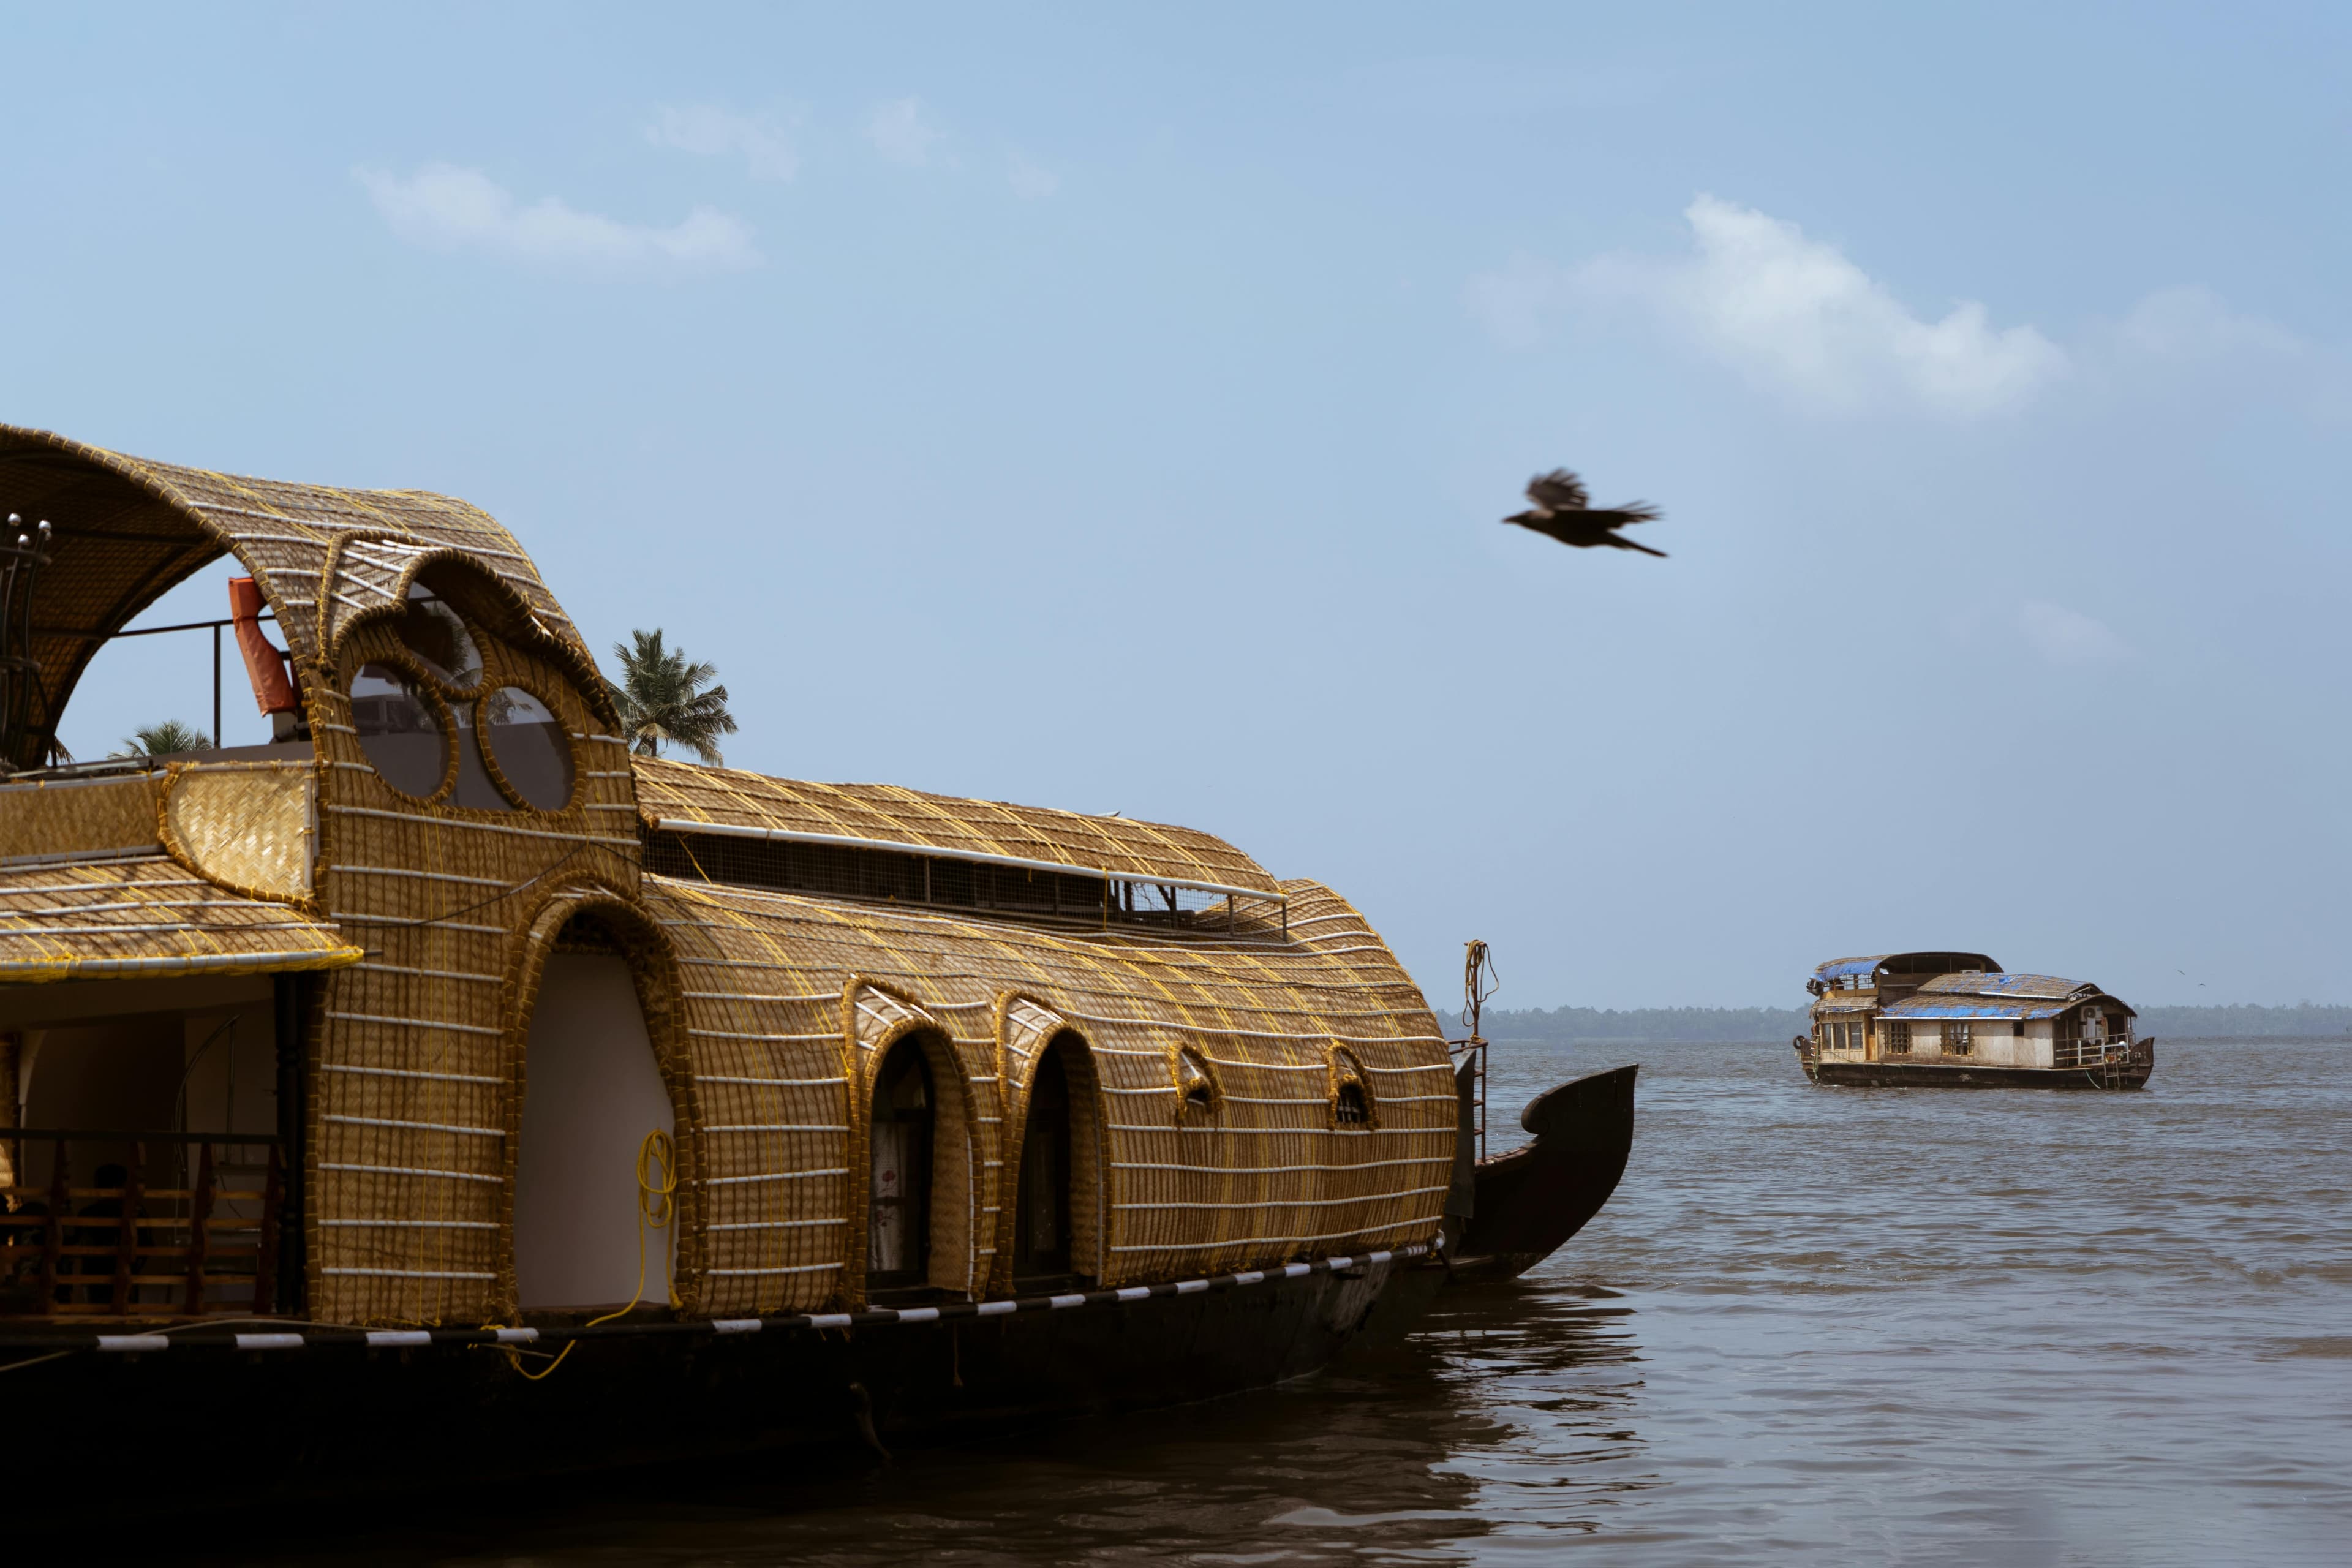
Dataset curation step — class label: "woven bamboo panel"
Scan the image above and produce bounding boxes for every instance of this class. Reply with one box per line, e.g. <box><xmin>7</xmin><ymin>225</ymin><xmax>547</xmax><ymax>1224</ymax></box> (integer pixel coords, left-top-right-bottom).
<box><xmin>158</xmin><ymin>762</ymin><xmax>315</xmax><ymax>903</ymax></box>
<box><xmin>0</xmin><ymin>774</ymin><xmax>160</xmax><ymax>864</ymax></box>
<box><xmin>641</xmin><ymin>871</ymin><xmax>1451</xmax><ymax>1316</ymax></box>
<box><xmin>305</xmin><ymin>614</ymin><xmax>641</xmax><ymax>1326</ymax></box>
<box><xmin>0</xmin><ymin>853</ymin><xmax>359</xmax><ymax>983</ymax></box>
<box><xmin>633</xmin><ymin>758</ymin><xmax>1280</xmax><ymax>896</ymax></box>
<box><xmin>0</xmin><ymin>424</ymin><xmax>608</xmax><ymax>772</ymax></box>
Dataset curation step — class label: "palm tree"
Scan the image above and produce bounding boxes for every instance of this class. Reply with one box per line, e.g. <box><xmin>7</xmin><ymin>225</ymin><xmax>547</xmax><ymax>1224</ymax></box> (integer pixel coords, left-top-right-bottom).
<box><xmin>606</xmin><ymin>629</ymin><xmax>737</xmax><ymax>763</ymax></box>
<box><xmin>111</xmin><ymin>719</ymin><xmax>211</xmax><ymax>758</ymax></box>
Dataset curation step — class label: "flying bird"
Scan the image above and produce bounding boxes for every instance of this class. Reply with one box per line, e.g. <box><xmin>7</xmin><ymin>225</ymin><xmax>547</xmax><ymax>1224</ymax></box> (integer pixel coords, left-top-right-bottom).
<box><xmin>1502</xmin><ymin>469</ymin><xmax>1666</xmax><ymax>557</ymax></box>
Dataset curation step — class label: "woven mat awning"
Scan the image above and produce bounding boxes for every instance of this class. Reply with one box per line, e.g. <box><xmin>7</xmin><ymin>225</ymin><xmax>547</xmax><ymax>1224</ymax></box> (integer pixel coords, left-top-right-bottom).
<box><xmin>633</xmin><ymin>758</ymin><xmax>1283</xmax><ymax>899</ymax></box>
<box><xmin>0</xmin><ymin>854</ymin><xmax>360</xmax><ymax>984</ymax></box>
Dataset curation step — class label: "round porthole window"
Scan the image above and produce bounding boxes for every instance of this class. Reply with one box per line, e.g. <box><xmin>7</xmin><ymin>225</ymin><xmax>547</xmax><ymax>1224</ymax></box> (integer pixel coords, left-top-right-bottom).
<box><xmin>349</xmin><ymin>662</ymin><xmax>448</xmax><ymax>798</ymax></box>
<box><xmin>480</xmin><ymin>687</ymin><xmax>574</xmax><ymax>810</ymax></box>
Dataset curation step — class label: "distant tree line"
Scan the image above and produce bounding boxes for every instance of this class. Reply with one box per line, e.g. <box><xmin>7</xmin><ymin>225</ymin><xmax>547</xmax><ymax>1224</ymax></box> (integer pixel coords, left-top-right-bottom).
<box><xmin>1432</xmin><ymin>1003</ymin><xmax>2352</xmax><ymax>1042</ymax></box>
<box><xmin>1431</xmin><ymin>1006</ymin><xmax>1812</xmax><ymax>1043</ymax></box>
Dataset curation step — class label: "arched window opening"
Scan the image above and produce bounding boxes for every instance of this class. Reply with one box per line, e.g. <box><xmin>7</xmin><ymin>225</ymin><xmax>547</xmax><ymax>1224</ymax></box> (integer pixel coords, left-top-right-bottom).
<box><xmin>394</xmin><ymin>582</ymin><xmax>482</xmax><ymax>688</ymax></box>
<box><xmin>867</xmin><ymin>1042</ymin><xmax>935</xmax><ymax>1291</ymax></box>
<box><xmin>1328</xmin><ymin>1046</ymin><xmax>1376</xmax><ymax>1130</ymax></box>
<box><xmin>1014</xmin><ymin>1044</ymin><xmax>1074</xmax><ymax>1281</ymax></box>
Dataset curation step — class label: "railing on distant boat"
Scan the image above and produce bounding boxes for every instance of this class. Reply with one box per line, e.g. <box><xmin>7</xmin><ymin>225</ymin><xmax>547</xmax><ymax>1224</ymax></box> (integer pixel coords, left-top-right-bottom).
<box><xmin>2052</xmin><ymin>1036</ymin><xmax>2140</xmax><ymax>1072</ymax></box>
<box><xmin>0</xmin><ymin>1131</ymin><xmax>284</xmax><ymax>1319</ymax></box>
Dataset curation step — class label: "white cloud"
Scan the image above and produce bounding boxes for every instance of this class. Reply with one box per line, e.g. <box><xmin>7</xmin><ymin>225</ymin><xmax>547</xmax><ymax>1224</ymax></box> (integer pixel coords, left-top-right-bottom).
<box><xmin>646</xmin><ymin>104</ymin><xmax>802</xmax><ymax>182</ymax></box>
<box><xmin>865</xmin><ymin>97</ymin><xmax>945</xmax><ymax>167</ymax></box>
<box><xmin>1464</xmin><ymin>252</ymin><xmax>1566</xmax><ymax>352</ymax></box>
<box><xmin>2018</xmin><ymin>600</ymin><xmax>2128</xmax><ymax>664</ymax></box>
<box><xmin>1007</xmin><ymin>151</ymin><xmax>1059</xmax><ymax>201</ymax></box>
<box><xmin>357</xmin><ymin>164</ymin><xmax>760</xmax><ymax>271</ymax></box>
<box><xmin>2114</xmin><ymin>286</ymin><xmax>2304</xmax><ymax>364</ymax></box>
<box><xmin>1478</xmin><ymin>195</ymin><xmax>2068</xmax><ymax>418</ymax></box>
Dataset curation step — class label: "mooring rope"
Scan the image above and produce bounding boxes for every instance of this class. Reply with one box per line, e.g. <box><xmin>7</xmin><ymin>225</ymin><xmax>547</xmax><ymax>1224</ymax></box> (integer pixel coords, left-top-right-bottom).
<box><xmin>498</xmin><ymin>1128</ymin><xmax>679</xmax><ymax>1381</ymax></box>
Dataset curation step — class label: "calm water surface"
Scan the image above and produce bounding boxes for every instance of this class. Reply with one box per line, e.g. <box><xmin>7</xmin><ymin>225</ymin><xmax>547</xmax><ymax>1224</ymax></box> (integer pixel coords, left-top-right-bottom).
<box><xmin>249</xmin><ymin>1039</ymin><xmax>2351</xmax><ymax>1566</ymax></box>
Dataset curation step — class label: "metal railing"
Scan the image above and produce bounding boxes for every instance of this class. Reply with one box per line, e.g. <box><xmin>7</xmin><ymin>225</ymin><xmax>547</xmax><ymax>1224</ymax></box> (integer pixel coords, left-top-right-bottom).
<box><xmin>2052</xmin><ymin>1036</ymin><xmax>2134</xmax><ymax>1071</ymax></box>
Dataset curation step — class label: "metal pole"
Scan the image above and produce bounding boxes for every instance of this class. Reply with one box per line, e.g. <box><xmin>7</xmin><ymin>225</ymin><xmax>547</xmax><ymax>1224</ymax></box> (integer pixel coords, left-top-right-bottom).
<box><xmin>212</xmin><ymin>625</ymin><xmax>222</xmax><ymax>747</ymax></box>
<box><xmin>273</xmin><ymin>973</ymin><xmax>307</xmax><ymax>1316</ymax></box>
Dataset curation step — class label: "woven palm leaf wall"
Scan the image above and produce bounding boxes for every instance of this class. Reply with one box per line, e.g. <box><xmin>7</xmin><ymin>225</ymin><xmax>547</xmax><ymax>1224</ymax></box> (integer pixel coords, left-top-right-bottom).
<box><xmin>643</xmin><ymin>872</ymin><xmax>1453</xmax><ymax>1317</ymax></box>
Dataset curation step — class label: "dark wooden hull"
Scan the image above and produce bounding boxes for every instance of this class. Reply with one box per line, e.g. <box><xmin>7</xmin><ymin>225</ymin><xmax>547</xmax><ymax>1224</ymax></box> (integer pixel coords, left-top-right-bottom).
<box><xmin>1794</xmin><ymin>1038</ymin><xmax>2155</xmax><ymax>1091</ymax></box>
<box><xmin>9</xmin><ymin>1256</ymin><xmax>1444</xmax><ymax>1523</ymax></box>
<box><xmin>1447</xmin><ymin>1064</ymin><xmax>1638</xmax><ymax>1283</ymax></box>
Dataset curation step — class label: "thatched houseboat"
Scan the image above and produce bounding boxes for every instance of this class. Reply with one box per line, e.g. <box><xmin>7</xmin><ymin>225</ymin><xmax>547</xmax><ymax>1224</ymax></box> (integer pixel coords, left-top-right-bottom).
<box><xmin>0</xmin><ymin>425</ymin><xmax>1631</xmax><ymax>1504</ymax></box>
<box><xmin>1793</xmin><ymin>951</ymin><xmax>2154</xmax><ymax>1089</ymax></box>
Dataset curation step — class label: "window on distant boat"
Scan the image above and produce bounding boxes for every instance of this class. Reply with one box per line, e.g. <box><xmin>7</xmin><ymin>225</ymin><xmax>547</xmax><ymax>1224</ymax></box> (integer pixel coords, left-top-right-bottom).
<box><xmin>1886</xmin><ymin>1020</ymin><xmax>1911</xmax><ymax>1055</ymax></box>
<box><xmin>1947</xmin><ymin>1022</ymin><xmax>1973</xmax><ymax>1057</ymax></box>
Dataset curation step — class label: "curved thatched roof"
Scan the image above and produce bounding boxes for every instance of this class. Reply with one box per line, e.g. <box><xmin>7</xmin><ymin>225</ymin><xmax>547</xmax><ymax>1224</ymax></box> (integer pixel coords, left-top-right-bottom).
<box><xmin>0</xmin><ymin>424</ymin><xmax>616</xmax><ymax>767</ymax></box>
<box><xmin>0</xmin><ymin>852</ymin><xmax>359</xmax><ymax>982</ymax></box>
<box><xmin>635</xmin><ymin>756</ymin><xmax>1283</xmax><ymax>899</ymax></box>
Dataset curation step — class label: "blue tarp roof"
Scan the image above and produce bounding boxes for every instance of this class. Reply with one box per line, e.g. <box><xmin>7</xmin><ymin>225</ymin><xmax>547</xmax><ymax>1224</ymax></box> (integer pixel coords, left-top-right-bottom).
<box><xmin>1882</xmin><ymin>995</ymin><xmax>2073</xmax><ymax>1021</ymax></box>
<box><xmin>1814</xmin><ymin>956</ymin><xmax>1889</xmax><ymax>979</ymax></box>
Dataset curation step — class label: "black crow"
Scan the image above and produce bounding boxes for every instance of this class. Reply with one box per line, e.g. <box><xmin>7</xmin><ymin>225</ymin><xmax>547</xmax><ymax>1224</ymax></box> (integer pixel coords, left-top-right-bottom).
<box><xmin>1502</xmin><ymin>469</ymin><xmax>1665</xmax><ymax>557</ymax></box>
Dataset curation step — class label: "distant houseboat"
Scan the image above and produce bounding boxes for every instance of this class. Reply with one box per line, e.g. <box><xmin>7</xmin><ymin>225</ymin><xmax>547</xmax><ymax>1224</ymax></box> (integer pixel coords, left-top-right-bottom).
<box><xmin>1793</xmin><ymin>952</ymin><xmax>2154</xmax><ymax>1090</ymax></box>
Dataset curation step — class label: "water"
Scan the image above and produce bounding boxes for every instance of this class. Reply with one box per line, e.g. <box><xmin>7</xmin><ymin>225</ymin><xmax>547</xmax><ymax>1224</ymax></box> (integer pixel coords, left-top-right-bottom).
<box><xmin>241</xmin><ymin>1040</ymin><xmax>2351</xmax><ymax>1565</ymax></box>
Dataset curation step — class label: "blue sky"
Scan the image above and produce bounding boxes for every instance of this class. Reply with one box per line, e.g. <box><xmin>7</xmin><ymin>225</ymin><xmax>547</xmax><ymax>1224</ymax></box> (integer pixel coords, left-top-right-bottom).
<box><xmin>3</xmin><ymin>4</ymin><xmax>2346</xmax><ymax>1008</ymax></box>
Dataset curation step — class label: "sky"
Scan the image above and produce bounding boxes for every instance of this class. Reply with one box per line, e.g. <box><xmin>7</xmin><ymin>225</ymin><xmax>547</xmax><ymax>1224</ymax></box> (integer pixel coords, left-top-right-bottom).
<box><xmin>2</xmin><ymin>4</ymin><xmax>2346</xmax><ymax>1010</ymax></box>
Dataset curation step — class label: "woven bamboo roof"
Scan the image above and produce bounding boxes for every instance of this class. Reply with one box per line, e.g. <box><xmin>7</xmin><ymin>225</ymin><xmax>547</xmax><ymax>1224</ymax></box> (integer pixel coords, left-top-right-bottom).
<box><xmin>0</xmin><ymin>424</ymin><xmax>615</xmax><ymax>769</ymax></box>
<box><xmin>0</xmin><ymin>853</ymin><xmax>360</xmax><ymax>983</ymax></box>
<box><xmin>634</xmin><ymin>756</ymin><xmax>1283</xmax><ymax>899</ymax></box>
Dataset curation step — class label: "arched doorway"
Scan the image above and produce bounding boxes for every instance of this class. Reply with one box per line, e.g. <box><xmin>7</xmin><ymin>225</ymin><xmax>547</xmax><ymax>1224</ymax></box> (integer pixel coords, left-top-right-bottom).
<box><xmin>866</xmin><ymin>1040</ymin><xmax>934</xmax><ymax>1291</ymax></box>
<box><xmin>513</xmin><ymin>918</ymin><xmax>678</xmax><ymax>1311</ymax></box>
<box><xmin>1009</xmin><ymin>1031</ymin><xmax>1102</xmax><ymax>1287</ymax></box>
<box><xmin>1014</xmin><ymin>1044</ymin><xmax>1072</xmax><ymax>1279</ymax></box>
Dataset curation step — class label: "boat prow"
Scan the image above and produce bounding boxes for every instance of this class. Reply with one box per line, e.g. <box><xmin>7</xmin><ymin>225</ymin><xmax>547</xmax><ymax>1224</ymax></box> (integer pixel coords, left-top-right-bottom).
<box><xmin>1447</xmin><ymin>1063</ymin><xmax>1637</xmax><ymax>1284</ymax></box>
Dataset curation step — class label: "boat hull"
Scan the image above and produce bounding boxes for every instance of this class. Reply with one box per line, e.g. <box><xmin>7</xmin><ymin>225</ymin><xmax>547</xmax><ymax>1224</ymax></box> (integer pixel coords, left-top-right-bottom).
<box><xmin>1448</xmin><ymin>1063</ymin><xmax>1638</xmax><ymax>1283</ymax></box>
<box><xmin>9</xmin><ymin>1254</ymin><xmax>1443</xmax><ymax>1520</ymax></box>
<box><xmin>1795</xmin><ymin>1038</ymin><xmax>2154</xmax><ymax>1090</ymax></box>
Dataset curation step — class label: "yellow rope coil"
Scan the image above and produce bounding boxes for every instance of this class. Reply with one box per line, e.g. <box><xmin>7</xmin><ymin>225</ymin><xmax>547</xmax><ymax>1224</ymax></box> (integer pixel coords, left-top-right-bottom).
<box><xmin>499</xmin><ymin>1128</ymin><xmax>678</xmax><ymax>1381</ymax></box>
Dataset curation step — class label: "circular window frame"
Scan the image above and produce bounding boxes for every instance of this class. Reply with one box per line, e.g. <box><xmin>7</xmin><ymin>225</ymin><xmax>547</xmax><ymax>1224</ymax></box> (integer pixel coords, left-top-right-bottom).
<box><xmin>473</xmin><ymin>680</ymin><xmax>578</xmax><ymax>815</ymax></box>
<box><xmin>344</xmin><ymin>651</ymin><xmax>458</xmax><ymax>804</ymax></box>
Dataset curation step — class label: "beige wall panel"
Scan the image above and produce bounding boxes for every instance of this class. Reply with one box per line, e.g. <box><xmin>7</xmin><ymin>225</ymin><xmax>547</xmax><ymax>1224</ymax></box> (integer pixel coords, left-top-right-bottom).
<box><xmin>514</xmin><ymin>953</ymin><xmax>676</xmax><ymax>1311</ymax></box>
